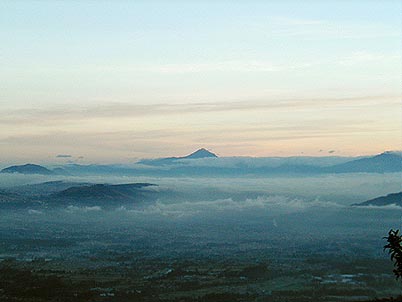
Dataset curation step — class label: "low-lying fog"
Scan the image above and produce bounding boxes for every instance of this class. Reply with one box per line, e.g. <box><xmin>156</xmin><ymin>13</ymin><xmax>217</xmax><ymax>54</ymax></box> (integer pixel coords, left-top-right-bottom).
<box><xmin>1</xmin><ymin>172</ymin><xmax>400</xmax><ymax>203</ymax></box>
<box><xmin>1</xmin><ymin>172</ymin><xmax>401</xmax><ymax>260</ymax></box>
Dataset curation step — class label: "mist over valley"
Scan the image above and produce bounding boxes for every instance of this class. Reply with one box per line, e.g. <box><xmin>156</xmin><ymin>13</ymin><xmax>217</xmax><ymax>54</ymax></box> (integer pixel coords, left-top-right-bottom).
<box><xmin>1</xmin><ymin>150</ymin><xmax>401</xmax><ymax>301</ymax></box>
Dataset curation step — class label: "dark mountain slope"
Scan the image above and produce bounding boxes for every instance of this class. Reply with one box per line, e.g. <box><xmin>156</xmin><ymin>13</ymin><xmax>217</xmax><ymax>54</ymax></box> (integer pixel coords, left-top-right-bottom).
<box><xmin>353</xmin><ymin>192</ymin><xmax>402</xmax><ymax>207</ymax></box>
<box><xmin>49</xmin><ymin>183</ymin><xmax>158</xmax><ymax>206</ymax></box>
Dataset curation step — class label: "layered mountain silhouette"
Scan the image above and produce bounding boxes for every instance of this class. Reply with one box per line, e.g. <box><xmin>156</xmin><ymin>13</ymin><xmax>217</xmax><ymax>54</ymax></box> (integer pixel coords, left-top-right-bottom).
<box><xmin>1</xmin><ymin>164</ymin><xmax>54</xmax><ymax>175</ymax></box>
<box><xmin>353</xmin><ymin>192</ymin><xmax>402</xmax><ymax>207</ymax></box>
<box><xmin>137</xmin><ymin>151</ymin><xmax>401</xmax><ymax>174</ymax></box>
<box><xmin>1</xmin><ymin>151</ymin><xmax>400</xmax><ymax>177</ymax></box>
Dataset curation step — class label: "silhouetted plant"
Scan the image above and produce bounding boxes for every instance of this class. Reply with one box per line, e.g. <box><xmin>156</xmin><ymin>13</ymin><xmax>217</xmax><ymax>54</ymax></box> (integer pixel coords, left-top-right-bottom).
<box><xmin>384</xmin><ymin>229</ymin><xmax>402</xmax><ymax>279</ymax></box>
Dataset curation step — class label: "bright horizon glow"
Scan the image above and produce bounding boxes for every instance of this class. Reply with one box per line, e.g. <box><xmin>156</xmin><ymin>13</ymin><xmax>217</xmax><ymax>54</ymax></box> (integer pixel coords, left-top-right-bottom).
<box><xmin>0</xmin><ymin>1</ymin><xmax>400</xmax><ymax>163</ymax></box>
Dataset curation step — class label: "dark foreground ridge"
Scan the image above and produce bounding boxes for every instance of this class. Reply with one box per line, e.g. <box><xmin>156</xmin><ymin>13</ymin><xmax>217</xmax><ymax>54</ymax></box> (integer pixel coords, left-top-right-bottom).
<box><xmin>0</xmin><ymin>256</ymin><xmax>399</xmax><ymax>302</ymax></box>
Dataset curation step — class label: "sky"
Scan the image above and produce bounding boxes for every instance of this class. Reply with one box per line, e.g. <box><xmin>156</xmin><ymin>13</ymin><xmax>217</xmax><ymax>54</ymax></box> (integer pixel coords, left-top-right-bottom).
<box><xmin>0</xmin><ymin>0</ymin><xmax>401</xmax><ymax>163</ymax></box>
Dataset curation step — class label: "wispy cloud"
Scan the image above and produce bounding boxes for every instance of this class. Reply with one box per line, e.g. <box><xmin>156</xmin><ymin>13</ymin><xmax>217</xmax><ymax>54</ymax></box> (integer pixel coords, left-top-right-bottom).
<box><xmin>0</xmin><ymin>95</ymin><xmax>398</xmax><ymax>126</ymax></box>
<box><xmin>56</xmin><ymin>154</ymin><xmax>72</xmax><ymax>158</ymax></box>
<box><xmin>0</xmin><ymin>94</ymin><xmax>399</xmax><ymax>160</ymax></box>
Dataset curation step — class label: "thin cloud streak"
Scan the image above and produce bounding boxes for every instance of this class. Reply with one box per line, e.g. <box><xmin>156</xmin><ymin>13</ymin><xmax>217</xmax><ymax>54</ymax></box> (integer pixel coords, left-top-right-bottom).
<box><xmin>0</xmin><ymin>95</ymin><xmax>398</xmax><ymax>126</ymax></box>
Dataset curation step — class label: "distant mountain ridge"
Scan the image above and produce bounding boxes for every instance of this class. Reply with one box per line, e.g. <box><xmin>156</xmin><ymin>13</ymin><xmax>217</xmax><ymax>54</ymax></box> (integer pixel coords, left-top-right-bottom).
<box><xmin>138</xmin><ymin>148</ymin><xmax>218</xmax><ymax>165</ymax></box>
<box><xmin>1</xmin><ymin>151</ymin><xmax>400</xmax><ymax>176</ymax></box>
<box><xmin>1</xmin><ymin>164</ymin><xmax>54</xmax><ymax>175</ymax></box>
<box><xmin>137</xmin><ymin>151</ymin><xmax>401</xmax><ymax>174</ymax></box>
<box><xmin>326</xmin><ymin>151</ymin><xmax>402</xmax><ymax>173</ymax></box>
<box><xmin>353</xmin><ymin>192</ymin><xmax>402</xmax><ymax>207</ymax></box>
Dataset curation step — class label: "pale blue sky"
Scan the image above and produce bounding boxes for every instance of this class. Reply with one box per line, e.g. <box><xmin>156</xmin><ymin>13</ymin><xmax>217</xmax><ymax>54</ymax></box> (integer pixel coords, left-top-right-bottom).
<box><xmin>0</xmin><ymin>1</ymin><xmax>400</xmax><ymax>162</ymax></box>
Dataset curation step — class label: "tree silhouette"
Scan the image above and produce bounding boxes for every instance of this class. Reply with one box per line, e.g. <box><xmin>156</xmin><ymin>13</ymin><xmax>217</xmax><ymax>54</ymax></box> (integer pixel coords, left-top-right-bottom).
<box><xmin>384</xmin><ymin>229</ymin><xmax>402</xmax><ymax>279</ymax></box>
